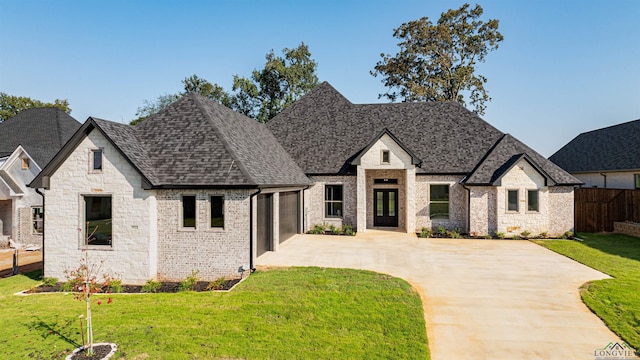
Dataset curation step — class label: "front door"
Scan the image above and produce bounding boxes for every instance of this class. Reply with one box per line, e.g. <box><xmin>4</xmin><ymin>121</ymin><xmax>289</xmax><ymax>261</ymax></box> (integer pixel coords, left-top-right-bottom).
<box><xmin>373</xmin><ymin>189</ymin><xmax>398</xmax><ymax>227</ymax></box>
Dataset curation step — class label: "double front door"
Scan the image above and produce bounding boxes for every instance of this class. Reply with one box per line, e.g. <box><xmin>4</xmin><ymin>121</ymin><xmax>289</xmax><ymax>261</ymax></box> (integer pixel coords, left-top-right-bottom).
<box><xmin>373</xmin><ymin>189</ymin><xmax>398</xmax><ymax>227</ymax></box>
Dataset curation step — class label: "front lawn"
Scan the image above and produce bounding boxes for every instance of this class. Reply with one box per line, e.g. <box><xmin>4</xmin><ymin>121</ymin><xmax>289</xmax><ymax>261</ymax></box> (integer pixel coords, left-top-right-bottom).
<box><xmin>0</xmin><ymin>267</ymin><xmax>429</xmax><ymax>359</ymax></box>
<box><xmin>535</xmin><ymin>233</ymin><xmax>640</xmax><ymax>351</ymax></box>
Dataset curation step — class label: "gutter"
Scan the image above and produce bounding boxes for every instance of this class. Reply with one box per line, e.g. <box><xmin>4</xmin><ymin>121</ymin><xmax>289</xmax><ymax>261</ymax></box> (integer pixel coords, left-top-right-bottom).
<box><xmin>599</xmin><ymin>173</ymin><xmax>607</xmax><ymax>188</ymax></box>
<box><xmin>35</xmin><ymin>188</ymin><xmax>45</xmax><ymax>277</ymax></box>
<box><xmin>248</xmin><ymin>188</ymin><xmax>262</xmax><ymax>272</ymax></box>
<box><xmin>461</xmin><ymin>184</ymin><xmax>471</xmax><ymax>234</ymax></box>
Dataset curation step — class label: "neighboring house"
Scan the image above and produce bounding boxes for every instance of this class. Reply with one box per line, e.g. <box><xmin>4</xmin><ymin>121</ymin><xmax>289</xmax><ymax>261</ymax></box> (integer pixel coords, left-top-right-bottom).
<box><xmin>31</xmin><ymin>84</ymin><xmax>581</xmax><ymax>285</ymax></box>
<box><xmin>267</xmin><ymin>82</ymin><xmax>581</xmax><ymax>238</ymax></box>
<box><xmin>549</xmin><ymin>119</ymin><xmax>640</xmax><ymax>189</ymax></box>
<box><xmin>30</xmin><ymin>94</ymin><xmax>311</xmax><ymax>284</ymax></box>
<box><xmin>0</xmin><ymin>108</ymin><xmax>80</xmax><ymax>247</ymax></box>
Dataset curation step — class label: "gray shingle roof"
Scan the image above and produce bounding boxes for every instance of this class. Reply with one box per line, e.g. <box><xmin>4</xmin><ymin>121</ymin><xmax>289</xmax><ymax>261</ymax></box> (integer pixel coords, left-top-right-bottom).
<box><xmin>0</xmin><ymin>108</ymin><xmax>80</xmax><ymax>168</ymax></box>
<box><xmin>464</xmin><ymin>135</ymin><xmax>581</xmax><ymax>185</ymax></box>
<box><xmin>549</xmin><ymin>119</ymin><xmax>640</xmax><ymax>172</ymax></box>
<box><xmin>32</xmin><ymin>93</ymin><xmax>311</xmax><ymax>189</ymax></box>
<box><xmin>268</xmin><ymin>82</ymin><xmax>578</xmax><ymax>185</ymax></box>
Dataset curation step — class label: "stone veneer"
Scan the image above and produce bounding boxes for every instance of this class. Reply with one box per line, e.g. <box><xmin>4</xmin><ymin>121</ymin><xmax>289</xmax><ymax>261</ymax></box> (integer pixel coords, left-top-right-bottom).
<box><xmin>155</xmin><ymin>189</ymin><xmax>250</xmax><ymax>282</ymax></box>
<box><xmin>17</xmin><ymin>207</ymin><xmax>42</xmax><ymax>246</ymax></box>
<box><xmin>43</xmin><ymin>130</ymin><xmax>156</xmax><ymax>285</ymax></box>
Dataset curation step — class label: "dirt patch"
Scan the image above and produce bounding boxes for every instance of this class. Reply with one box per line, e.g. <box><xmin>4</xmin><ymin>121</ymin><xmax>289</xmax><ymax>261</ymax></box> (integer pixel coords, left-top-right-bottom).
<box><xmin>0</xmin><ymin>249</ymin><xmax>43</xmax><ymax>277</ymax></box>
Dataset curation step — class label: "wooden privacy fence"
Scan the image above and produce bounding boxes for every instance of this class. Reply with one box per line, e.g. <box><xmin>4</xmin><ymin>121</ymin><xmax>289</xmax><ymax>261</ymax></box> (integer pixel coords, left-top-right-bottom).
<box><xmin>575</xmin><ymin>188</ymin><xmax>640</xmax><ymax>232</ymax></box>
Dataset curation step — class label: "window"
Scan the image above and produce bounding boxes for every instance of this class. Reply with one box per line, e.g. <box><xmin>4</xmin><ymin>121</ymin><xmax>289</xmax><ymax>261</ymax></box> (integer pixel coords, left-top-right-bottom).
<box><xmin>210</xmin><ymin>196</ymin><xmax>224</xmax><ymax>228</ymax></box>
<box><xmin>635</xmin><ymin>174</ymin><xmax>640</xmax><ymax>189</ymax></box>
<box><xmin>21</xmin><ymin>158</ymin><xmax>30</xmax><ymax>169</ymax></box>
<box><xmin>84</xmin><ymin>196</ymin><xmax>112</xmax><ymax>246</ymax></box>
<box><xmin>182</xmin><ymin>195</ymin><xmax>196</xmax><ymax>228</ymax></box>
<box><xmin>507</xmin><ymin>190</ymin><xmax>519</xmax><ymax>212</ymax></box>
<box><xmin>91</xmin><ymin>149</ymin><xmax>103</xmax><ymax>171</ymax></box>
<box><xmin>381</xmin><ymin>150</ymin><xmax>390</xmax><ymax>164</ymax></box>
<box><xmin>32</xmin><ymin>207</ymin><xmax>43</xmax><ymax>234</ymax></box>
<box><xmin>429</xmin><ymin>184</ymin><xmax>449</xmax><ymax>219</ymax></box>
<box><xmin>325</xmin><ymin>185</ymin><xmax>343</xmax><ymax>218</ymax></box>
<box><xmin>527</xmin><ymin>190</ymin><xmax>539</xmax><ymax>212</ymax></box>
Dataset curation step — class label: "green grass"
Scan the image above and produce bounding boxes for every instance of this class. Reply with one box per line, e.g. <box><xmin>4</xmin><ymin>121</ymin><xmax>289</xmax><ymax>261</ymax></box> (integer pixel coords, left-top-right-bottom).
<box><xmin>0</xmin><ymin>267</ymin><xmax>429</xmax><ymax>359</ymax></box>
<box><xmin>535</xmin><ymin>233</ymin><xmax>640</xmax><ymax>350</ymax></box>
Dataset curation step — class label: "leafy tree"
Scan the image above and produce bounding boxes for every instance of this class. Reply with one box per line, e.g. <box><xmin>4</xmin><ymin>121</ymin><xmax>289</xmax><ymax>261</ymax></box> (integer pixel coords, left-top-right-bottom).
<box><xmin>371</xmin><ymin>3</ymin><xmax>503</xmax><ymax>115</ymax></box>
<box><xmin>0</xmin><ymin>92</ymin><xmax>71</xmax><ymax>122</ymax></box>
<box><xmin>130</xmin><ymin>42</ymin><xmax>319</xmax><ymax>124</ymax></box>
<box><xmin>233</xmin><ymin>42</ymin><xmax>319</xmax><ymax>122</ymax></box>
<box><xmin>130</xmin><ymin>93</ymin><xmax>181</xmax><ymax>125</ymax></box>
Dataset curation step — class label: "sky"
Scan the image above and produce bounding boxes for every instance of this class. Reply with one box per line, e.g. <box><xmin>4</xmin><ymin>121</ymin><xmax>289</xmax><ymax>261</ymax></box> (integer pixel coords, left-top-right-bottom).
<box><xmin>1</xmin><ymin>0</ymin><xmax>638</xmax><ymax>157</ymax></box>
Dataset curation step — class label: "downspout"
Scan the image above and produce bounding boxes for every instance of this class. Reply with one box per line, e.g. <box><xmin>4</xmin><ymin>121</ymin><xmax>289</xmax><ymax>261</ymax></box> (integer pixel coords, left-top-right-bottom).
<box><xmin>462</xmin><ymin>184</ymin><xmax>471</xmax><ymax>234</ymax></box>
<box><xmin>248</xmin><ymin>188</ymin><xmax>261</xmax><ymax>273</ymax></box>
<box><xmin>35</xmin><ymin>188</ymin><xmax>45</xmax><ymax>277</ymax></box>
<box><xmin>599</xmin><ymin>173</ymin><xmax>607</xmax><ymax>188</ymax></box>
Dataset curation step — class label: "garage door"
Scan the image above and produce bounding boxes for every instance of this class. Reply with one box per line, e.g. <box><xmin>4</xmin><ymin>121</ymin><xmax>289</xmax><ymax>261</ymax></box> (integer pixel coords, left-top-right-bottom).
<box><xmin>279</xmin><ymin>191</ymin><xmax>300</xmax><ymax>243</ymax></box>
<box><xmin>256</xmin><ymin>194</ymin><xmax>272</xmax><ymax>256</ymax></box>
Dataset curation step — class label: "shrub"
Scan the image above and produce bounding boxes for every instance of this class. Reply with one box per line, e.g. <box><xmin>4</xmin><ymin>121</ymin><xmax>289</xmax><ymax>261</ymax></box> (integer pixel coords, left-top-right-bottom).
<box><xmin>560</xmin><ymin>231</ymin><xmax>574</xmax><ymax>239</ymax></box>
<box><xmin>495</xmin><ymin>232</ymin><xmax>505</xmax><ymax>239</ymax></box>
<box><xmin>538</xmin><ymin>231</ymin><xmax>549</xmax><ymax>239</ymax></box>
<box><xmin>329</xmin><ymin>224</ymin><xmax>343</xmax><ymax>235</ymax></box>
<box><xmin>483</xmin><ymin>234</ymin><xmax>492</xmax><ymax>239</ymax></box>
<box><xmin>342</xmin><ymin>224</ymin><xmax>355</xmax><ymax>236</ymax></box>
<box><xmin>206</xmin><ymin>277</ymin><xmax>226</xmax><ymax>291</ymax></box>
<box><xmin>180</xmin><ymin>270</ymin><xmax>200</xmax><ymax>291</ymax></box>
<box><xmin>309</xmin><ymin>224</ymin><xmax>327</xmax><ymax>235</ymax></box>
<box><xmin>447</xmin><ymin>228</ymin><xmax>461</xmax><ymax>238</ymax></box>
<box><xmin>520</xmin><ymin>230</ymin><xmax>531</xmax><ymax>239</ymax></box>
<box><xmin>108</xmin><ymin>278</ymin><xmax>123</xmax><ymax>293</ymax></box>
<box><xmin>419</xmin><ymin>227</ymin><xmax>432</xmax><ymax>238</ymax></box>
<box><xmin>42</xmin><ymin>277</ymin><xmax>58</xmax><ymax>287</ymax></box>
<box><xmin>60</xmin><ymin>281</ymin><xmax>74</xmax><ymax>292</ymax></box>
<box><xmin>512</xmin><ymin>234</ymin><xmax>521</xmax><ymax>240</ymax></box>
<box><xmin>141</xmin><ymin>279</ymin><xmax>161</xmax><ymax>293</ymax></box>
<box><xmin>437</xmin><ymin>226</ymin><xmax>447</xmax><ymax>236</ymax></box>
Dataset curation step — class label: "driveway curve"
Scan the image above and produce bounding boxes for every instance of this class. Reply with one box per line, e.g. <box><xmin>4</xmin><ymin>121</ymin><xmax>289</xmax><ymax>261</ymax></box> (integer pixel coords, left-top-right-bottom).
<box><xmin>256</xmin><ymin>230</ymin><xmax>623</xmax><ymax>360</ymax></box>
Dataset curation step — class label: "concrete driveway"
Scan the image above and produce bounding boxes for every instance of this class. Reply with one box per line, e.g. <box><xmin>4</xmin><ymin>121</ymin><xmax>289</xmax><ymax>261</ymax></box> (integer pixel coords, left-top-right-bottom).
<box><xmin>256</xmin><ymin>230</ymin><xmax>623</xmax><ymax>360</ymax></box>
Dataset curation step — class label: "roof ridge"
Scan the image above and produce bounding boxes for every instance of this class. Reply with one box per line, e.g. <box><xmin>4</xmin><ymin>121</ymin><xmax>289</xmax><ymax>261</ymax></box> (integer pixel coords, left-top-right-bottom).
<box><xmin>190</xmin><ymin>94</ymin><xmax>258</xmax><ymax>185</ymax></box>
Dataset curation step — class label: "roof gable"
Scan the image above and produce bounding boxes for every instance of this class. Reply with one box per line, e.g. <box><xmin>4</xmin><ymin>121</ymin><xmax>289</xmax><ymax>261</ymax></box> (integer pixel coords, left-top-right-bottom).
<box><xmin>31</xmin><ymin>94</ymin><xmax>311</xmax><ymax>189</ymax></box>
<box><xmin>464</xmin><ymin>134</ymin><xmax>581</xmax><ymax>186</ymax></box>
<box><xmin>549</xmin><ymin>119</ymin><xmax>640</xmax><ymax>172</ymax></box>
<box><xmin>351</xmin><ymin>128</ymin><xmax>422</xmax><ymax>167</ymax></box>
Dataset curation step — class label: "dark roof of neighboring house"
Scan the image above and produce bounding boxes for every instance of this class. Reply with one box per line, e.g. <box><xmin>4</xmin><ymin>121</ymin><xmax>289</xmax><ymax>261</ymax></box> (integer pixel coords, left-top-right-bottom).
<box><xmin>549</xmin><ymin>119</ymin><xmax>640</xmax><ymax>173</ymax></box>
<box><xmin>268</xmin><ymin>82</ymin><xmax>580</xmax><ymax>185</ymax></box>
<box><xmin>0</xmin><ymin>108</ymin><xmax>81</xmax><ymax>167</ymax></box>
<box><xmin>31</xmin><ymin>93</ymin><xmax>311</xmax><ymax>189</ymax></box>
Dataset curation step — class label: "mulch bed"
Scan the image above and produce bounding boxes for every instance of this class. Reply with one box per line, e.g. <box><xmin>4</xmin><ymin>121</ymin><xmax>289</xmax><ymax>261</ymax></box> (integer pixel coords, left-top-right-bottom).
<box><xmin>26</xmin><ymin>279</ymin><xmax>242</xmax><ymax>294</ymax></box>
<box><xmin>68</xmin><ymin>344</ymin><xmax>114</xmax><ymax>360</ymax></box>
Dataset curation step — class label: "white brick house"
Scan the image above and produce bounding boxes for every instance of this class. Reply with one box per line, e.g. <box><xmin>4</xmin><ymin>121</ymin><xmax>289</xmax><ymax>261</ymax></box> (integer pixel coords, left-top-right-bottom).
<box><xmin>31</xmin><ymin>94</ymin><xmax>311</xmax><ymax>284</ymax></box>
<box><xmin>31</xmin><ymin>84</ymin><xmax>580</xmax><ymax>284</ymax></box>
<box><xmin>268</xmin><ymin>82</ymin><xmax>580</xmax><ymax>237</ymax></box>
